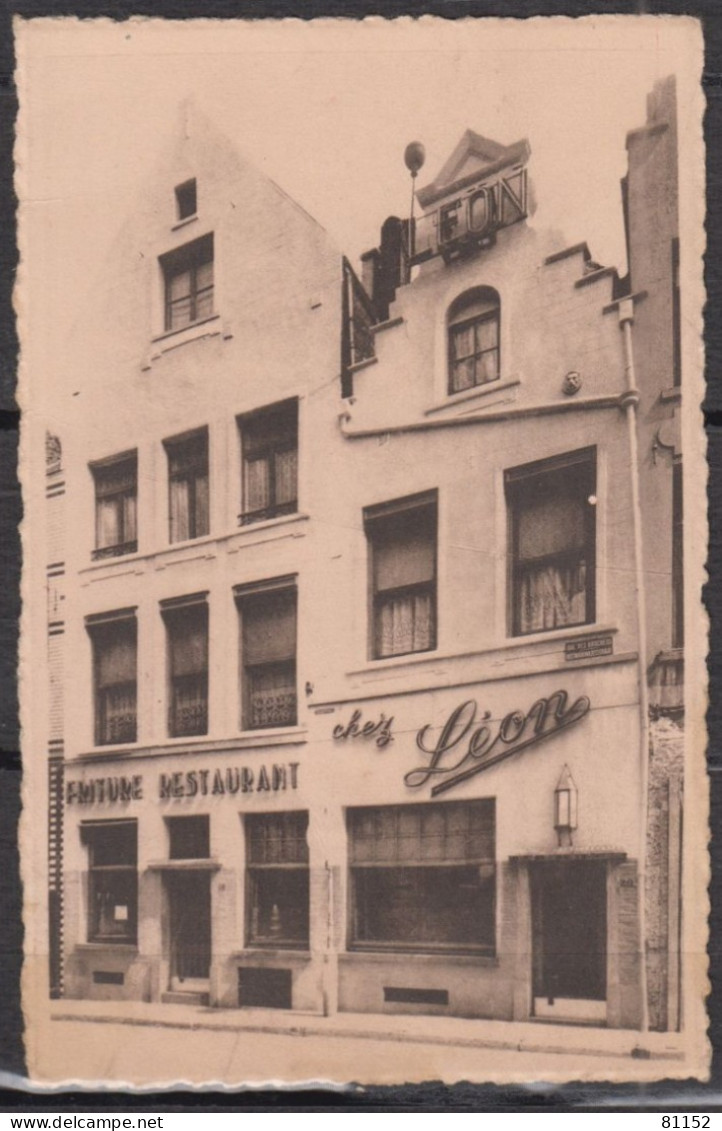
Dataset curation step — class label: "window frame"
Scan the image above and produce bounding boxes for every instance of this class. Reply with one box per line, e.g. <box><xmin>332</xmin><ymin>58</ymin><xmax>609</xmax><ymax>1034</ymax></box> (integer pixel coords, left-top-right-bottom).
<box><xmin>161</xmin><ymin>593</ymin><xmax>210</xmax><ymax>738</ymax></box>
<box><xmin>447</xmin><ymin>288</ymin><xmax>501</xmax><ymax>396</ymax></box>
<box><xmin>505</xmin><ymin>447</ymin><xmax>597</xmax><ymax>638</ymax></box>
<box><xmin>160</xmin><ymin>233</ymin><xmax>214</xmax><ymax>334</ymax></box>
<box><xmin>364</xmin><ymin>492</ymin><xmax>438</xmax><ymax>661</ymax></box>
<box><xmin>91</xmin><ymin>453</ymin><xmax>138</xmax><ymax>560</ymax></box>
<box><xmin>164</xmin><ymin>427</ymin><xmax>210</xmax><ymax>544</ymax></box>
<box><xmin>235</xmin><ymin>577</ymin><xmax>298</xmax><ymax>732</ymax></box>
<box><xmin>245</xmin><ymin>811</ymin><xmax>310</xmax><ymax>950</ymax></box>
<box><xmin>347</xmin><ymin>800</ymin><xmax>496</xmax><ymax>956</ymax></box>
<box><xmin>82</xmin><ymin>819</ymin><xmax>138</xmax><ymax>945</ymax></box>
<box><xmin>87</xmin><ymin>609</ymin><xmax>138</xmax><ymax>747</ymax></box>
<box><xmin>238</xmin><ymin>400</ymin><xmax>299</xmax><ymax>527</ymax></box>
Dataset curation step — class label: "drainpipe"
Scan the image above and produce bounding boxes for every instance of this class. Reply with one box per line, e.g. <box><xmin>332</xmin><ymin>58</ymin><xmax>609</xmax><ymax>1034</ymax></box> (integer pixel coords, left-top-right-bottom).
<box><xmin>618</xmin><ymin>296</ymin><xmax>650</xmax><ymax>1037</ymax></box>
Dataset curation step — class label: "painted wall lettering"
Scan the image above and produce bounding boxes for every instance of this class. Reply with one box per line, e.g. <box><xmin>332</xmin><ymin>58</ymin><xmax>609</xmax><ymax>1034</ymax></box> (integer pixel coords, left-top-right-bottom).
<box><xmin>333</xmin><ymin>708</ymin><xmax>394</xmax><ymax>748</ymax></box>
<box><xmin>66</xmin><ymin>775</ymin><xmax>143</xmax><ymax>805</ymax></box>
<box><xmin>158</xmin><ymin>762</ymin><xmax>299</xmax><ymax>799</ymax></box>
<box><xmin>405</xmin><ymin>691</ymin><xmax>590</xmax><ymax>796</ymax></box>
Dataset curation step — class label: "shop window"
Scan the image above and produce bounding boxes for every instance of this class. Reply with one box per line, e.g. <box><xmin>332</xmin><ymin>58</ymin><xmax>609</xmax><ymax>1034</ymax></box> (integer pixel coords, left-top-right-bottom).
<box><xmin>236</xmin><ymin>579</ymin><xmax>297</xmax><ymax>730</ymax></box>
<box><xmin>82</xmin><ymin>820</ymin><xmax>138</xmax><ymax>945</ymax></box>
<box><xmin>506</xmin><ymin>448</ymin><xmax>596</xmax><ymax>637</ymax></box>
<box><xmin>365</xmin><ymin>493</ymin><xmax>437</xmax><ymax>659</ymax></box>
<box><xmin>162</xmin><ymin>595</ymin><xmax>209</xmax><ymax>737</ymax></box>
<box><xmin>348</xmin><ymin>801</ymin><xmax>495</xmax><ymax>954</ymax></box>
<box><xmin>175</xmin><ymin>179</ymin><xmax>197</xmax><ymax>222</ymax></box>
<box><xmin>447</xmin><ymin>288</ymin><xmax>500</xmax><ymax>395</ymax></box>
<box><xmin>164</xmin><ymin>428</ymin><xmax>209</xmax><ymax>543</ymax></box>
<box><xmin>245</xmin><ymin>811</ymin><xmax>309</xmax><ymax>948</ymax></box>
<box><xmin>238</xmin><ymin>400</ymin><xmax>298</xmax><ymax>526</ymax></box>
<box><xmin>87</xmin><ymin>610</ymin><xmax>137</xmax><ymax>746</ymax></box>
<box><xmin>160</xmin><ymin>233</ymin><xmax>214</xmax><ymax>333</ymax></box>
<box><xmin>91</xmin><ymin>453</ymin><xmax>138</xmax><ymax>559</ymax></box>
<box><xmin>167</xmin><ymin>815</ymin><xmax>210</xmax><ymax>860</ymax></box>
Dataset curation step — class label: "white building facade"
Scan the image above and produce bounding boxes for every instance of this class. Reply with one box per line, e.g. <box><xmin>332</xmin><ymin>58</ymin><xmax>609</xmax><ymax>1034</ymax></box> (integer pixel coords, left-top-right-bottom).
<box><xmin>42</xmin><ymin>83</ymin><xmax>684</xmax><ymax>1033</ymax></box>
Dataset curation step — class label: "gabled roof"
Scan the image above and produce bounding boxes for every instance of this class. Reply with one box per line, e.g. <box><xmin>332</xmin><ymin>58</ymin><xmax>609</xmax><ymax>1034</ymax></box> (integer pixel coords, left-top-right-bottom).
<box><xmin>417</xmin><ymin>129</ymin><xmax>531</xmax><ymax>209</ymax></box>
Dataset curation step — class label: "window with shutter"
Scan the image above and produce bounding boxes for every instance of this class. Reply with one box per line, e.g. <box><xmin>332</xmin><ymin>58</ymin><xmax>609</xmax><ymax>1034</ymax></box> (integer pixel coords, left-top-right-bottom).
<box><xmin>87</xmin><ymin>612</ymin><xmax>138</xmax><ymax>746</ymax></box>
<box><xmin>365</xmin><ymin>493</ymin><xmax>437</xmax><ymax>659</ymax></box>
<box><xmin>238</xmin><ymin>400</ymin><xmax>298</xmax><ymax>526</ymax></box>
<box><xmin>91</xmin><ymin>454</ymin><xmax>138</xmax><ymax>559</ymax></box>
<box><xmin>164</xmin><ymin>428</ymin><xmax>209</xmax><ymax>544</ymax></box>
<box><xmin>236</xmin><ymin>580</ymin><xmax>297</xmax><ymax>730</ymax></box>
<box><xmin>506</xmin><ymin>448</ymin><xmax>596</xmax><ymax>636</ymax></box>
<box><xmin>162</xmin><ymin>597</ymin><xmax>209</xmax><ymax>737</ymax></box>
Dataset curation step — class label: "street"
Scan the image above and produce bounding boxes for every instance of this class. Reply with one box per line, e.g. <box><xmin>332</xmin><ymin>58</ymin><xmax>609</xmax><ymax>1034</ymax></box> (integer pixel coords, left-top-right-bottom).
<box><xmin>28</xmin><ymin>1020</ymin><xmax>687</xmax><ymax>1089</ymax></box>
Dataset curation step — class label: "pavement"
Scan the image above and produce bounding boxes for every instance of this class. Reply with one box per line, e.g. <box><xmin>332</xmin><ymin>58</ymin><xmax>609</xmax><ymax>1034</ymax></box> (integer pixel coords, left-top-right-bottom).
<box><xmin>49</xmin><ymin>998</ymin><xmax>685</xmax><ymax>1062</ymax></box>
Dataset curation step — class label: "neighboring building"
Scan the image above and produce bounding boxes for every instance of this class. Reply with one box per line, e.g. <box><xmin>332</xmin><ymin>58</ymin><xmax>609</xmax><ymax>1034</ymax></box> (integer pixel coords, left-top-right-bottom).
<box><xmin>42</xmin><ymin>81</ymin><xmax>683</xmax><ymax>1033</ymax></box>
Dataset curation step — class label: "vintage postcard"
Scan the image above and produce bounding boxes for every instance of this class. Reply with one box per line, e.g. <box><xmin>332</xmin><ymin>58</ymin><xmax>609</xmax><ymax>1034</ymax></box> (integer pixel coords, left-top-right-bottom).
<box><xmin>15</xmin><ymin>15</ymin><xmax>709</xmax><ymax>1086</ymax></box>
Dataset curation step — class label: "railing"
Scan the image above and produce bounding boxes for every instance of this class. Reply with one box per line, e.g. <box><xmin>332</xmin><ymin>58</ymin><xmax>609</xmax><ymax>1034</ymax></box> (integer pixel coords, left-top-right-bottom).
<box><xmin>92</xmin><ymin>540</ymin><xmax>138</xmax><ymax>561</ymax></box>
<box><xmin>238</xmin><ymin>499</ymin><xmax>297</xmax><ymax>527</ymax></box>
<box><xmin>648</xmin><ymin>648</ymin><xmax>684</xmax><ymax>717</ymax></box>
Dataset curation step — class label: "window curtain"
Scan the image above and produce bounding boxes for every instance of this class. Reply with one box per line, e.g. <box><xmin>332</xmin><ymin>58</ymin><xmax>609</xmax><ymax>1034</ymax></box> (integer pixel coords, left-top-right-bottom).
<box><xmin>96</xmin><ymin>626</ymin><xmax>136</xmax><ymax>689</ymax></box>
<box><xmin>194</xmin><ymin>472</ymin><xmax>210</xmax><ymax>537</ymax></box>
<box><xmin>516</xmin><ymin>493</ymin><xmax>588</xmax><ymax>633</ymax></box>
<box><xmin>169</xmin><ymin>477</ymin><xmax>191</xmax><ymax>542</ymax></box>
<box><xmin>123</xmin><ymin>491</ymin><xmax>137</xmax><ymax>544</ymax></box>
<box><xmin>274</xmin><ymin>448</ymin><xmax>298</xmax><ymax>507</ymax></box>
<box><xmin>378</xmin><ymin>592</ymin><xmax>433</xmax><ymax>657</ymax></box>
<box><xmin>245</xmin><ymin>456</ymin><xmax>271</xmax><ymax>514</ymax></box>
<box><xmin>96</xmin><ymin>497</ymin><xmax>121</xmax><ymax>549</ymax></box>
<box><xmin>169</xmin><ymin>608</ymin><xmax>208</xmax><ymax>678</ymax></box>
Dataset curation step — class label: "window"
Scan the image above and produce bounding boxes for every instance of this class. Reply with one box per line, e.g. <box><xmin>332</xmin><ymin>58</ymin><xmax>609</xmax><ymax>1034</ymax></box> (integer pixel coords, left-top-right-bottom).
<box><xmin>83</xmin><ymin>820</ymin><xmax>138</xmax><ymax>944</ymax></box>
<box><xmin>365</xmin><ymin>493</ymin><xmax>437</xmax><ymax>659</ymax></box>
<box><xmin>447</xmin><ymin>288</ymin><xmax>500</xmax><ymax>394</ymax></box>
<box><xmin>165</xmin><ymin>428</ymin><xmax>209</xmax><ymax>543</ymax></box>
<box><xmin>161</xmin><ymin>233</ymin><xmax>213</xmax><ymax>333</ymax></box>
<box><xmin>91</xmin><ymin>454</ymin><xmax>137</xmax><ymax>559</ymax></box>
<box><xmin>236</xmin><ymin>578</ymin><xmax>297</xmax><ymax>730</ymax></box>
<box><xmin>167</xmin><ymin>815</ymin><xmax>210</xmax><ymax>860</ymax></box>
<box><xmin>175</xmin><ymin>179</ymin><xmax>197</xmax><ymax>221</ymax></box>
<box><xmin>239</xmin><ymin>401</ymin><xmax>298</xmax><ymax>526</ymax></box>
<box><xmin>246</xmin><ymin>811</ymin><xmax>309</xmax><ymax>948</ymax></box>
<box><xmin>162</xmin><ymin>595</ymin><xmax>209</xmax><ymax>737</ymax></box>
<box><xmin>506</xmin><ymin>448</ymin><xmax>596</xmax><ymax>636</ymax></box>
<box><xmin>348</xmin><ymin>801</ymin><xmax>495</xmax><ymax>954</ymax></box>
<box><xmin>87</xmin><ymin>610</ymin><xmax>137</xmax><ymax>746</ymax></box>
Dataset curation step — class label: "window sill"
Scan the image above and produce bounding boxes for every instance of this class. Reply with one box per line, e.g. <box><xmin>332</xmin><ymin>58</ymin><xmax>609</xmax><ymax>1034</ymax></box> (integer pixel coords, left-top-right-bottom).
<box><xmin>73</xmin><ymin>729</ymin><xmax>308</xmax><ymax>762</ymax></box>
<box><xmin>171</xmin><ymin>215</ymin><xmax>198</xmax><ymax>233</ymax></box>
<box><xmin>144</xmin><ymin>315</ymin><xmax>227</xmax><ymax>367</ymax></box>
<box><xmin>345</xmin><ymin>624</ymin><xmax>619</xmax><ymax>678</ymax></box>
<box><xmin>230</xmin><ymin>512</ymin><xmax>310</xmax><ymax>542</ymax></box>
<box><xmin>233</xmin><ymin>949</ymin><xmax>311</xmax><ymax>963</ymax></box>
<box><xmin>74</xmin><ymin>942</ymin><xmax>139</xmax><ymax>953</ymax></box>
<box><xmin>425</xmin><ymin>376</ymin><xmax>521</xmax><ymax>418</ymax></box>
<box><xmin>340</xmin><ymin>950</ymin><xmax>499</xmax><ymax>967</ymax></box>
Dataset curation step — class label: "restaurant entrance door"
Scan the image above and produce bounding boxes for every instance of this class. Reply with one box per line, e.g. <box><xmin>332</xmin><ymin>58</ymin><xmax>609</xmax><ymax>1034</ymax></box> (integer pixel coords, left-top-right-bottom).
<box><xmin>531</xmin><ymin>859</ymin><xmax>607</xmax><ymax>1024</ymax></box>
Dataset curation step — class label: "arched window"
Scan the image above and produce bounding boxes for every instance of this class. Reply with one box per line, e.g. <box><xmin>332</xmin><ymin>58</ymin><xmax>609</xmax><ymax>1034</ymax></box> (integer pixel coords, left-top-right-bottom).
<box><xmin>447</xmin><ymin>288</ymin><xmax>500</xmax><ymax>395</ymax></box>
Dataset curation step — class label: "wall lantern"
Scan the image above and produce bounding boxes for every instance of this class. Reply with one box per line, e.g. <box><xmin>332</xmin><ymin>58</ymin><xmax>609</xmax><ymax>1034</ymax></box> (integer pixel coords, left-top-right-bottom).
<box><xmin>553</xmin><ymin>765</ymin><xmax>578</xmax><ymax>847</ymax></box>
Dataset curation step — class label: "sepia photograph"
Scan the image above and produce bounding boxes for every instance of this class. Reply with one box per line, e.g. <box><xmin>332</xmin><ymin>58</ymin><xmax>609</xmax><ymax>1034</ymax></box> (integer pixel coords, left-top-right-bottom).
<box><xmin>14</xmin><ymin>14</ymin><xmax>709</xmax><ymax>1087</ymax></box>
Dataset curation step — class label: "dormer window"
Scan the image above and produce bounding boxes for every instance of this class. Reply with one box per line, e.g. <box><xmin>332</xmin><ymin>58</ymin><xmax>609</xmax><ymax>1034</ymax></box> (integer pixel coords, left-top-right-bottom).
<box><xmin>175</xmin><ymin>179</ymin><xmax>197</xmax><ymax>221</ymax></box>
<box><xmin>160</xmin><ymin>233</ymin><xmax>213</xmax><ymax>333</ymax></box>
<box><xmin>447</xmin><ymin>287</ymin><xmax>500</xmax><ymax>395</ymax></box>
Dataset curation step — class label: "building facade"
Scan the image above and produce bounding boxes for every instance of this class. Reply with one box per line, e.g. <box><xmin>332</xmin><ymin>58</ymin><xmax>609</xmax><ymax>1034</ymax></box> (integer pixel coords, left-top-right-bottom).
<box><xmin>42</xmin><ymin>81</ymin><xmax>684</xmax><ymax>1032</ymax></box>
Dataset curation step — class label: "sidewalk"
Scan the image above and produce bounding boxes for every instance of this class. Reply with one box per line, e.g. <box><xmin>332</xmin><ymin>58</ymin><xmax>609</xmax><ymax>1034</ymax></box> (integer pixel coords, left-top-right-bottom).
<box><xmin>50</xmin><ymin>999</ymin><xmax>685</xmax><ymax>1063</ymax></box>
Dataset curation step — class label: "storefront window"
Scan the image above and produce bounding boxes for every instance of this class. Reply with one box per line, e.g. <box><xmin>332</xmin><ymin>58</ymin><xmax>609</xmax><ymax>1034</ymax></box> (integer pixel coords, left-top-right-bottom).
<box><xmin>348</xmin><ymin>800</ymin><xmax>495</xmax><ymax>954</ymax></box>
<box><xmin>83</xmin><ymin>820</ymin><xmax>138</xmax><ymax>944</ymax></box>
<box><xmin>245</xmin><ymin>811</ymin><xmax>309</xmax><ymax>948</ymax></box>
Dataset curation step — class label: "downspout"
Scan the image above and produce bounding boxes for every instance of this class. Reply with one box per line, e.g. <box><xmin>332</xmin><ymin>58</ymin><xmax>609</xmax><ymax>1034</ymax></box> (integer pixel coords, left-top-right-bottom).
<box><xmin>618</xmin><ymin>296</ymin><xmax>650</xmax><ymax>1037</ymax></box>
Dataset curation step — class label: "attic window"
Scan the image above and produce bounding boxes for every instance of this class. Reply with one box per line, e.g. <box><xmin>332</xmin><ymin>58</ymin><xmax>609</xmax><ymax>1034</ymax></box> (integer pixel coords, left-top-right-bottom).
<box><xmin>175</xmin><ymin>179</ymin><xmax>197</xmax><ymax>221</ymax></box>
